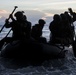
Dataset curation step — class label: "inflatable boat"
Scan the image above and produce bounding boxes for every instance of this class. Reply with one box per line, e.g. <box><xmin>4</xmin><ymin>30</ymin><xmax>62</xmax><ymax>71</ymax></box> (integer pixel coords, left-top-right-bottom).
<box><xmin>0</xmin><ymin>40</ymin><xmax>66</xmax><ymax>60</ymax></box>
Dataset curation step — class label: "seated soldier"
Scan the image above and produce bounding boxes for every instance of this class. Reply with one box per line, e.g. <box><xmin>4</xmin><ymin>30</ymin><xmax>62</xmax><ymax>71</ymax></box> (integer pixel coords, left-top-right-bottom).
<box><xmin>60</xmin><ymin>13</ymin><xmax>74</xmax><ymax>46</ymax></box>
<box><xmin>49</xmin><ymin>14</ymin><xmax>62</xmax><ymax>44</ymax></box>
<box><xmin>49</xmin><ymin>13</ymin><xmax>74</xmax><ymax>49</ymax></box>
<box><xmin>31</xmin><ymin>19</ymin><xmax>47</xmax><ymax>43</ymax></box>
<box><xmin>0</xmin><ymin>11</ymin><xmax>32</xmax><ymax>49</ymax></box>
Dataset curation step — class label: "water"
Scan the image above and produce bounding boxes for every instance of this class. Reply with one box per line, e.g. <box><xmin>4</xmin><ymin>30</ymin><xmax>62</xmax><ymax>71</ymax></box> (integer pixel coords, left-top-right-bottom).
<box><xmin>0</xmin><ymin>25</ymin><xmax>76</xmax><ymax>75</ymax></box>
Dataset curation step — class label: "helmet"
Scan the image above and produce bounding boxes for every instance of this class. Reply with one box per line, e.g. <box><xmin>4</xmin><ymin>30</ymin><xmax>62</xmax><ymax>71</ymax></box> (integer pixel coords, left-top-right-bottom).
<box><xmin>39</xmin><ymin>19</ymin><xmax>46</xmax><ymax>24</ymax></box>
<box><xmin>14</xmin><ymin>11</ymin><xmax>23</xmax><ymax>17</ymax></box>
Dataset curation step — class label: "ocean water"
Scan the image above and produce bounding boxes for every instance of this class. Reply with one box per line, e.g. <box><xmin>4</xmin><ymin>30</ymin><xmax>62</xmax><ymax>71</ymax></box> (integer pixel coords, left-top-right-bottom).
<box><xmin>0</xmin><ymin>25</ymin><xmax>76</xmax><ymax>75</ymax></box>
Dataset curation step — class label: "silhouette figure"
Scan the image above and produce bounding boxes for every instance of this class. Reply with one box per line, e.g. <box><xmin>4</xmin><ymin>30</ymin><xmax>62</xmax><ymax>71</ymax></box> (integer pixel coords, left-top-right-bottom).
<box><xmin>68</xmin><ymin>8</ymin><xmax>76</xmax><ymax>57</ymax></box>
<box><xmin>64</xmin><ymin>11</ymin><xmax>75</xmax><ymax>41</ymax></box>
<box><xmin>22</xmin><ymin>15</ymin><xmax>32</xmax><ymax>39</ymax></box>
<box><xmin>60</xmin><ymin>13</ymin><xmax>73</xmax><ymax>46</ymax></box>
<box><xmin>49</xmin><ymin>14</ymin><xmax>62</xmax><ymax>45</ymax></box>
<box><xmin>68</xmin><ymin>8</ymin><xmax>76</xmax><ymax>40</ymax></box>
<box><xmin>31</xmin><ymin>19</ymin><xmax>47</xmax><ymax>43</ymax></box>
<box><xmin>49</xmin><ymin>13</ymin><xmax>74</xmax><ymax>50</ymax></box>
<box><xmin>68</xmin><ymin>8</ymin><xmax>76</xmax><ymax>22</ymax></box>
<box><xmin>0</xmin><ymin>11</ymin><xmax>31</xmax><ymax>49</ymax></box>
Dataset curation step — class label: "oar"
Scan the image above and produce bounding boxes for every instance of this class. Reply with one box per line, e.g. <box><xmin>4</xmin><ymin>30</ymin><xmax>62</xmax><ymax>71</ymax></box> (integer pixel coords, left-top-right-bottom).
<box><xmin>0</xmin><ymin>6</ymin><xmax>18</xmax><ymax>33</ymax></box>
<box><xmin>0</xmin><ymin>6</ymin><xmax>18</xmax><ymax>50</ymax></box>
<box><xmin>0</xmin><ymin>29</ymin><xmax>12</xmax><ymax>41</ymax></box>
<box><xmin>5</xmin><ymin>29</ymin><xmax>12</xmax><ymax>38</ymax></box>
<box><xmin>0</xmin><ymin>29</ymin><xmax>12</xmax><ymax>50</ymax></box>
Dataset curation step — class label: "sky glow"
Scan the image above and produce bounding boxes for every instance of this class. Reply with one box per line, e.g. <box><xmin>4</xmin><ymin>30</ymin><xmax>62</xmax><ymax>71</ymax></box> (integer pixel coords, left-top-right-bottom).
<box><xmin>0</xmin><ymin>0</ymin><xmax>76</xmax><ymax>24</ymax></box>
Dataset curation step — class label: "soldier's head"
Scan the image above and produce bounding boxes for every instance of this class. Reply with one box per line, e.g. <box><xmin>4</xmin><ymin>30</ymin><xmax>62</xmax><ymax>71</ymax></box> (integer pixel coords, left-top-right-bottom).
<box><xmin>53</xmin><ymin>14</ymin><xmax>61</xmax><ymax>21</ymax></box>
<box><xmin>14</xmin><ymin>11</ymin><xmax>24</xmax><ymax>21</ymax></box>
<box><xmin>38</xmin><ymin>19</ymin><xmax>46</xmax><ymax>24</ymax></box>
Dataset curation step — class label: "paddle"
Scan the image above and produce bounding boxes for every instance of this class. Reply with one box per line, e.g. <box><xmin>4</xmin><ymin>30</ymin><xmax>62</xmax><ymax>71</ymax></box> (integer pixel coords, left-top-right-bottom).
<box><xmin>0</xmin><ymin>6</ymin><xmax>18</xmax><ymax>50</ymax></box>
<box><xmin>0</xmin><ymin>6</ymin><xmax>18</xmax><ymax>33</ymax></box>
<box><xmin>0</xmin><ymin>29</ymin><xmax>11</xmax><ymax>50</ymax></box>
<box><xmin>5</xmin><ymin>29</ymin><xmax>12</xmax><ymax>38</ymax></box>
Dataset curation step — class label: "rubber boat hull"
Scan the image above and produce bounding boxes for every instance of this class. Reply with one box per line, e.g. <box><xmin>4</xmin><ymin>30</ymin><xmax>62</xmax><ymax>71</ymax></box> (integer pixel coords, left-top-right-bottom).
<box><xmin>0</xmin><ymin>40</ymin><xmax>66</xmax><ymax>60</ymax></box>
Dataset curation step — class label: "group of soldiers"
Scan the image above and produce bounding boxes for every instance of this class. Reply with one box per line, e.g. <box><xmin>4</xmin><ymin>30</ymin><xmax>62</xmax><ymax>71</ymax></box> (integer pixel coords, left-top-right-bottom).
<box><xmin>0</xmin><ymin>8</ymin><xmax>76</xmax><ymax>50</ymax></box>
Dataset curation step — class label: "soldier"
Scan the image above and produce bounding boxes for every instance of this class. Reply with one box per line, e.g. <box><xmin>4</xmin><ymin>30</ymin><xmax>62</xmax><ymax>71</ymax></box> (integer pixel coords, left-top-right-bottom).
<box><xmin>31</xmin><ymin>19</ymin><xmax>47</xmax><ymax>43</ymax></box>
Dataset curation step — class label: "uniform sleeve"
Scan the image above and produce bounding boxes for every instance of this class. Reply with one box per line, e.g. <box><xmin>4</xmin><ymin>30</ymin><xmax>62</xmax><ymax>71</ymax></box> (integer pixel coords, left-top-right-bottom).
<box><xmin>4</xmin><ymin>21</ymin><xmax>15</xmax><ymax>28</ymax></box>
